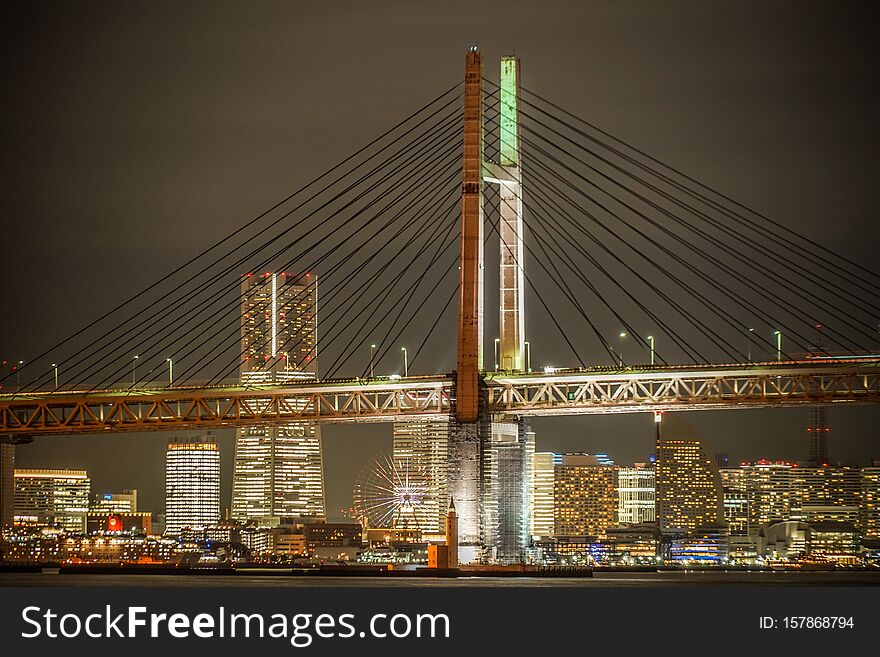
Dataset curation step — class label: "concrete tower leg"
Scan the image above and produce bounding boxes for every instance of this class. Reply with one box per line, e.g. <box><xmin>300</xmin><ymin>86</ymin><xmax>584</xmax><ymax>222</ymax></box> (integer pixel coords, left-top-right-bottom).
<box><xmin>497</xmin><ymin>56</ymin><xmax>524</xmax><ymax>372</ymax></box>
<box><xmin>450</xmin><ymin>48</ymin><xmax>487</xmax><ymax>563</ymax></box>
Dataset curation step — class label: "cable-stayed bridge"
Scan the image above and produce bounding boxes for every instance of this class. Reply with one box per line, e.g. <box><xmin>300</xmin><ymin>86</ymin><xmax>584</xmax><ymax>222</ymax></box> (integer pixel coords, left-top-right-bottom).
<box><xmin>2</xmin><ymin>49</ymin><xmax>880</xmax><ymax>438</ymax></box>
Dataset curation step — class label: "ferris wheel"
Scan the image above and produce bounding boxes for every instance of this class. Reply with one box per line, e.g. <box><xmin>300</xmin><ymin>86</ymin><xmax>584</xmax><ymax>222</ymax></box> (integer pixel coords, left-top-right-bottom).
<box><xmin>352</xmin><ymin>455</ymin><xmax>433</xmax><ymax>530</ymax></box>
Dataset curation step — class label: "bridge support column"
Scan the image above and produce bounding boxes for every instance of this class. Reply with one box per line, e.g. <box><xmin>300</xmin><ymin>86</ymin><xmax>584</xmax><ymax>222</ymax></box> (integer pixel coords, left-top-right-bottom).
<box><xmin>447</xmin><ymin>411</ymin><xmax>486</xmax><ymax>562</ymax></box>
<box><xmin>450</xmin><ymin>48</ymin><xmax>486</xmax><ymax>562</ymax></box>
<box><xmin>456</xmin><ymin>47</ymin><xmax>484</xmax><ymax>423</ymax></box>
<box><xmin>496</xmin><ymin>56</ymin><xmax>524</xmax><ymax>372</ymax></box>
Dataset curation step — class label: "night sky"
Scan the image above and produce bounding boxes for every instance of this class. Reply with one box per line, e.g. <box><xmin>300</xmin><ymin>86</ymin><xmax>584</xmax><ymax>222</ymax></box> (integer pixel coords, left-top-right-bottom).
<box><xmin>2</xmin><ymin>1</ymin><xmax>878</xmax><ymax>520</ymax></box>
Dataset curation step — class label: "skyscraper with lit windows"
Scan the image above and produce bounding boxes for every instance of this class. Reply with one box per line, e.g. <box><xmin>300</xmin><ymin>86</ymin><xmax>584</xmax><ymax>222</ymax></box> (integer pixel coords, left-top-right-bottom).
<box><xmin>655</xmin><ymin>439</ymin><xmax>723</xmax><ymax>533</ymax></box>
<box><xmin>164</xmin><ymin>433</ymin><xmax>220</xmax><ymax>536</ymax></box>
<box><xmin>861</xmin><ymin>464</ymin><xmax>880</xmax><ymax>539</ymax></box>
<box><xmin>14</xmin><ymin>468</ymin><xmax>90</xmax><ymax>533</ymax></box>
<box><xmin>392</xmin><ymin>418</ymin><xmax>448</xmax><ymax>533</ymax></box>
<box><xmin>532</xmin><ymin>452</ymin><xmax>560</xmax><ymax>537</ymax></box>
<box><xmin>231</xmin><ymin>272</ymin><xmax>326</xmax><ymax>522</ymax></box>
<box><xmin>618</xmin><ymin>463</ymin><xmax>655</xmax><ymax>525</ymax></box>
<box><xmin>554</xmin><ymin>454</ymin><xmax>618</xmax><ymax>538</ymax></box>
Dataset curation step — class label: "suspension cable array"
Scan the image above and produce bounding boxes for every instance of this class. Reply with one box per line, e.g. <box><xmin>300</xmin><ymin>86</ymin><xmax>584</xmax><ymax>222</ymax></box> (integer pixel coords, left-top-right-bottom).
<box><xmin>3</xmin><ymin>72</ymin><xmax>878</xmax><ymax>395</ymax></box>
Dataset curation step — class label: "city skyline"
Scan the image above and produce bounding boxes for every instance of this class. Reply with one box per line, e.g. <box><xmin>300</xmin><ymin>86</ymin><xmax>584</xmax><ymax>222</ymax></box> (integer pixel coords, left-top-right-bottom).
<box><xmin>1</xmin><ymin>2</ymin><xmax>876</xmax><ymax>560</ymax></box>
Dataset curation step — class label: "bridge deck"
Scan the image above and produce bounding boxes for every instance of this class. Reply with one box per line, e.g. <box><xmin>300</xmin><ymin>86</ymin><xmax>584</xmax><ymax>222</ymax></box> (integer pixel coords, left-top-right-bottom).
<box><xmin>1</xmin><ymin>359</ymin><xmax>878</xmax><ymax>438</ymax></box>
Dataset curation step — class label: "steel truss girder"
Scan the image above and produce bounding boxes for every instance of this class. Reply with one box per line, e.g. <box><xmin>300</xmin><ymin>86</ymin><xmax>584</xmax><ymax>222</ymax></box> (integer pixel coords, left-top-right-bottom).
<box><xmin>0</xmin><ymin>379</ymin><xmax>453</xmax><ymax>437</ymax></box>
<box><xmin>486</xmin><ymin>362</ymin><xmax>880</xmax><ymax>415</ymax></box>
<box><xmin>2</xmin><ymin>361</ymin><xmax>879</xmax><ymax>438</ymax></box>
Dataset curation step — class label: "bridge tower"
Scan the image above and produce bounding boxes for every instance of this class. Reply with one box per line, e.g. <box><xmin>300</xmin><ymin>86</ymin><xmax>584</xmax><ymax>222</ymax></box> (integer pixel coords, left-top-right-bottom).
<box><xmin>485</xmin><ymin>56</ymin><xmax>526</xmax><ymax>372</ymax></box>
<box><xmin>449</xmin><ymin>47</ymin><xmax>486</xmax><ymax>560</ymax></box>
<box><xmin>451</xmin><ymin>50</ymin><xmax>533</xmax><ymax>563</ymax></box>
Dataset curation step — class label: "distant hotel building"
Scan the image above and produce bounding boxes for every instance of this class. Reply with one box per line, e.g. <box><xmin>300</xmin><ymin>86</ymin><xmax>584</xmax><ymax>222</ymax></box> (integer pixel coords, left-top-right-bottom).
<box><xmin>618</xmin><ymin>463</ymin><xmax>655</xmax><ymax>525</ymax></box>
<box><xmin>392</xmin><ymin>418</ymin><xmax>448</xmax><ymax>532</ymax></box>
<box><xmin>164</xmin><ymin>433</ymin><xmax>220</xmax><ymax>536</ymax></box>
<box><xmin>553</xmin><ymin>454</ymin><xmax>618</xmax><ymax>538</ymax></box>
<box><xmin>14</xmin><ymin>469</ymin><xmax>90</xmax><ymax>533</ymax></box>
<box><xmin>655</xmin><ymin>439</ymin><xmax>722</xmax><ymax>533</ymax></box>
<box><xmin>231</xmin><ymin>272</ymin><xmax>326</xmax><ymax>522</ymax></box>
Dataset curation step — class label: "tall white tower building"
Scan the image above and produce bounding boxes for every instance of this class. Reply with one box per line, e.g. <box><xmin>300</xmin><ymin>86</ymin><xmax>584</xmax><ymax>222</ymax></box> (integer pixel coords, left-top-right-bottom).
<box><xmin>164</xmin><ymin>433</ymin><xmax>220</xmax><ymax>536</ymax></box>
<box><xmin>231</xmin><ymin>272</ymin><xmax>326</xmax><ymax>522</ymax></box>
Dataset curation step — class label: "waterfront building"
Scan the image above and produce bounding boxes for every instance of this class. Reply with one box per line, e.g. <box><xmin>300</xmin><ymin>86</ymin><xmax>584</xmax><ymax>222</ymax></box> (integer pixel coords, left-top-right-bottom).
<box><xmin>14</xmin><ymin>469</ymin><xmax>90</xmax><ymax>533</ymax></box>
<box><xmin>617</xmin><ymin>463</ymin><xmax>655</xmax><ymax>525</ymax></box>
<box><xmin>532</xmin><ymin>452</ymin><xmax>560</xmax><ymax>537</ymax></box>
<box><xmin>861</xmin><ymin>464</ymin><xmax>880</xmax><ymax>539</ymax></box>
<box><xmin>719</xmin><ymin>467</ymin><xmax>749</xmax><ymax>535</ymax></box>
<box><xmin>655</xmin><ymin>439</ymin><xmax>723</xmax><ymax>533</ymax></box>
<box><xmin>392</xmin><ymin>417</ymin><xmax>449</xmax><ymax>532</ymax></box>
<box><xmin>164</xmin><ymin>433</ymin><xmax>220</xmax><ymax>536</ymax></box>
<box><xmin>90</xmin><ymin>489</ymin><xmax>138</xmax><ymax>514</ymax></box>
<box><xmin>232</xmin><ymin>272</ymin><xmax>325</xmax><ymax>521</ymax></box>
<box><xmin>554</xmin><ymin>454</ymin><xmax>618</xmax><ymax>538</ymax></box>
<box><xmin>0</xmin><ymin>443</ymin><xmax>14</xmax><ymax>528</ymax></box>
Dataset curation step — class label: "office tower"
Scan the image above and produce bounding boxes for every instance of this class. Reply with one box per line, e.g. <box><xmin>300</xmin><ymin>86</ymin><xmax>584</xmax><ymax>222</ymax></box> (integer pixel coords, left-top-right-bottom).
<box><xmin>532</xmin><ymin>452</ymin><xmax>560</xmax><ymax>537</ymax></box>
<box><xmin>392</xmin><ymin>418</ymin><xmax>448</xmax><ymax>533</ymax></box>
<box><xmin>232</xmin><ymin>272</ymin><xmax>326</xmax><ymax>522</ymax></box>
<box><xmin>554</xmin><ymin>454</ymin><xmax>618</xmax><ymax>538</ymax></box>
<box><xmin>618</xmin><ymin>463</ymin><xmax>656</xmax><ymax>525</ymax></box>
<box><xmin>742</xmin><ymin>461</ymin><xmax>795</xmax><ymax>531</ymax></box>
<box><xmin>807</xmin><ymin>406</ymin><xmax>829</xmax><ymax>467</ymax></box>
<box><xmin>90</xmin><ymin>489</ymin><xmax>138</xmax><ymax>514</ymax></box>
<box><xmin>791</xmin><ymin>465</ymin><xmax>860</xmax><ymax>525</ymax></box>
<box><xmin>482</xmin><ymin>419</ymin><xmax>534</xmax><ymax>564</ymax></box>
<box><xmin>0</xmin><ymin>443</ymin><xmax>13</xmax><ymax>528</ymax></box>
<box><xmin>655</xmin><ymin>439</ymin><xmax>723</xmax><ymax>533</ymax></box>
<box><xmin>164</xmin><ymin>433</ymin><xmax>220</xmax><ymax>536</ymax></box>
<box><xmin>14</xmin><ymin>469</ymin><xmax>90</xmax><ymax>533</ymax></box>
<box><xmin>861</xmin><ymin>464</ymin><xmax>880</xmax><ymax>539</ymax></box>
<box><xmin>719</xmin><ymin>467</ymin><xmax>749</xmax><ymax>535</ymax></box>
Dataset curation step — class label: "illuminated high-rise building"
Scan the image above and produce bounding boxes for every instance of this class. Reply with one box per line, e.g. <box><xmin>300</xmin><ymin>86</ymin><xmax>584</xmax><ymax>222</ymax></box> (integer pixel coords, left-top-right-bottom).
<box><xmin>14</xmin><ymin>469</ymin><xmax>90</xmax><ymax>533</ymax></box>
<box><xmin>482</xmin><ymin>419</ymin><xmax>534</xmax><ymax>564</ymax></box>
<box><xmin>790</xmin><ymin>465</ymin><xmax>860</xmax><ymax>526</ymax></box>
<box><xmin>0</xmin><ymin>443</ymin><xmax>14</xmax><ymax>528</ymax></box>
<box><xmin>392</xmin><ymin>418</ymin><xmax>448</xmax><ymax>533</ymax></box>
<box><xmin>861</xmin><ymin>464</ymin><xmax>880</xmax><ymax>539</ymax></box>
<box><xmin>719</xmin><ymin>467</ymin><xmax>749</xmax><ymax>535</ymax></box>
<box><xmin>742</xmin><ymin>461</ymin><xmax>795</xmax><ymax>531</ymax></box>
<box><xmin>232</xmin><ymin>272</ymin><xmax>326</xmax><ymax>522</ymax></box>
<box><xmin>655</xmin><ymin>439</ymin><xmax>722</xmax><ymax>533</ymax></box>
<box><xmin>554</xmin><ymin>454</ymin><xmax>618</xmax><ymax>538</ymax></box>
<box><xmin>532</xmin><ymin>452</ymin><xmax>560</xmax><ymax>537</ymax></box>
<box><xmin>618</xmin><ymin>463</ymin><xmax>655</xmax><ymax>525</ymax></box>
<box><xmin>164</xmin><ymin>433</ymin><xmax>220</xmax><ymax>536</ymax></box>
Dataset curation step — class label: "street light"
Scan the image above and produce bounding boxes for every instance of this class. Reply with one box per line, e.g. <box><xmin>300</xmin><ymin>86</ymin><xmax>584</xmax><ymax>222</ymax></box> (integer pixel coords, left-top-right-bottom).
<box><xmin>370</xmin><ymin>344</ymin><xmax>376</xmax><ymax>378</ymax></box>
<box><xmin>401</xmin><ymin>347</ymin><xmax>408</xmax><ymax>377</ymax></box>
<box><xmin>166</xmin><ymin>358</ymin><xmax>173</xmax><ymax>386</ymax></box>
<box><xmin>132</xmin><ymin>355</ymin><xmax>139</xmax><ymax>386</ymax></box>
<box><xmin>17</xmin><ymin>360</ymin><xmax>23</xmax><ymax>389</ymax></box>
<box><xmin>618</xmin><ymin>332</ymin><xmax>626</xmax><ymax>367</ymax></box>
<box><xmin>773</xmin><ymin>331</ymin><xmax>782</xmax><ymax>362</ymax></box>
<box><xmin>524</xmin><ymin>341</ymin><xmax>531</xmax><ymax>373</ymax></box>
<box><xmin>494</xmin><ymin>338</ymin><xmax>500</xmax><ymax>371</ymax></box>
<box><xmin>747</xmin><ymin>328</ymin><xmax>755</xmax><ymax>362</ymax></box>
<box><xmin>51</xmin><ymin>363</ymin><xmax>58</xmax><ymax>390</ymax></box>
<box><xmin>646</xmin><ymin>336</ymin><xmax>655</xmax><ymax>366</ymax></box>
